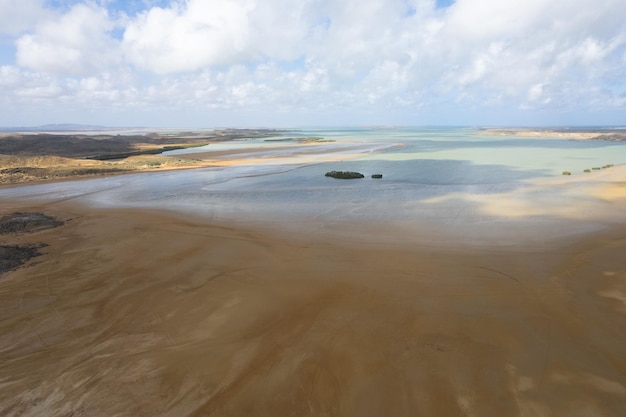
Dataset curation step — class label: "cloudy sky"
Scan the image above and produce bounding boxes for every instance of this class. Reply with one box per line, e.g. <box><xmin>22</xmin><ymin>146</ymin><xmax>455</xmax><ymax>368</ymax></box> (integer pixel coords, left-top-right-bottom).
<box><xmin>1</xmin><ymin>0</ymin><xmax>625</xmax><ymax>127</ymax></box>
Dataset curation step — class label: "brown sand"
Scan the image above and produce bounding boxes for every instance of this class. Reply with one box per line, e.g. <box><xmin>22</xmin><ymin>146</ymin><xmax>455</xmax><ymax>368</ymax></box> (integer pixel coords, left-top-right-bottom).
<box><xmin>0</xmin><ymin>153</ymin><xmax>222</xmax><ymax>185</ymax></box>
<box><xmin>0</xmin><ymin>200</ymin><xmax>625</xmax><ymax>417</ymax></box>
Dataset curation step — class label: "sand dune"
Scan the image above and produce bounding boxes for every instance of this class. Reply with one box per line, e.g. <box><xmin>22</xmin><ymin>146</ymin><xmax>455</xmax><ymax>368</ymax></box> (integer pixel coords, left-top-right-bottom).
<box><xmin>0</xmin><ymin>201</ymin><xmax>625</xmax><ymax>416</ymax></box>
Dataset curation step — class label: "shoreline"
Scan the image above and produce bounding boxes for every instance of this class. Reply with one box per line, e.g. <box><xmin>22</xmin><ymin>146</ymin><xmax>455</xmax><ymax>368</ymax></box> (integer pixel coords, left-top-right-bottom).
<box><xmin>0</xmin><ymin>140</ymin><xmax>395</xmax><ymax>187</ymax></box>
<box><xmin>3</xmin><ymin>163</ymin><xmax>626</xmax><ymax>251</ymax></box>
<box><xmin>0</xmin><ymin>153</ymin><xmax>220</xmax><ymax>186</ymax></box>
<box><xmin>4</xmin><ymin>125</ymin><xmax>625</xmax><ymax>187</ymax></box>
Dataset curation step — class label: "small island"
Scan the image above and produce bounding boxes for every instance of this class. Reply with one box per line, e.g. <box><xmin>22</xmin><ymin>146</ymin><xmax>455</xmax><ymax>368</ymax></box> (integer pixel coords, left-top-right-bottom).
<box><xmin>325</xmin><ymin>171</ymin><xmax>365</xmax><ymax>179</ymax></box>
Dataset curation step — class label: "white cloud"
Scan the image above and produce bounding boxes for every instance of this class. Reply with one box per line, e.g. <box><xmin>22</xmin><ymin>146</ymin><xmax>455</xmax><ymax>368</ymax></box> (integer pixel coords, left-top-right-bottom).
<box><xmin>2</xmin><ymin>0</ymin><xmax>626</xmax><ymax>125</ymax></box>
<box><xmin>0</xmin><ymin>65</ymin><xmax>21</xmax><ymax>86</ymax></box>
<box><xmin>0</xmin><ymin>0</ymin><xmax>50</xmax><ymax>35</ymax></box>
<box><xmin>122</xmin><ymin>0</ymin><xmax>313</xmax><ymax>73</ymax></box>
<box><xmin>15</xmin><ymin>3</ymin><xmax>119</xmax><ymax>75</ymax></box>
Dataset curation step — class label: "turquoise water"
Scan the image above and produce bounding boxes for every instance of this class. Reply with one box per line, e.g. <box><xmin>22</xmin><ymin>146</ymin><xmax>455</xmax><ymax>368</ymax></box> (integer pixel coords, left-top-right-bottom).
<box><xmin>3</xmin><ymin>127</ymin><xmax>626</xmax><ymax>246</ymax></box>
<box><xmin>167</xmin><ymin>126</ymin><xmax>626</xmax><ymax>179</ymax></box>
<box><xmin>292</xmin><ymin>127</ymin><xmax>624</xmax><ymax>176</ymax></box>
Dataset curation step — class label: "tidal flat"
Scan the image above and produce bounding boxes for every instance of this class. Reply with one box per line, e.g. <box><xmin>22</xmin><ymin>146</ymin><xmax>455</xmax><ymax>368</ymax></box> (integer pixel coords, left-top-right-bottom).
<box><xmin>0</xmin><ymin>127</ymin><xmax>625</xmax><ymax>416</ymax></box>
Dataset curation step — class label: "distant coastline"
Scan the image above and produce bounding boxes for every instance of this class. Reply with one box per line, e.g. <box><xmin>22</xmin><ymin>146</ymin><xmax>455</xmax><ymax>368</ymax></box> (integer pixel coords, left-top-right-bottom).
<box><xmin>476</xmin><ymin>127</ymin><xmax>626</xmax><ymax>141</ymax></box>
<box><xmin>0</xmin><ymin>128</ymin><xmax>288</xmax><ymax>185</ymax></box>
<box><xmin>4</xmin><ymin>125</ymin><xmax>626</xmax><ymax>186</ymax></box>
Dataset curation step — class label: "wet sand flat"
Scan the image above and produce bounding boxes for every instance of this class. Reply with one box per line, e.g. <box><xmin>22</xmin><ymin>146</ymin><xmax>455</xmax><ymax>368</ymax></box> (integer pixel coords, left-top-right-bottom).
<box><xmin>0</xmin><ymin>201</ymin><xmax>625</xmax><ymax>416</ymax></box>
<box><xmin>171</xmin><ymin>142</ymin><xmax>398</xmax><ymax>167</ymax></box>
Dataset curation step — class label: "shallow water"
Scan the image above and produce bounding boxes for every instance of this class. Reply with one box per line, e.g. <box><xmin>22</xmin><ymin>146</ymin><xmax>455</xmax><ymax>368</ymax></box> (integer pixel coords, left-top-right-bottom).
<box><xmin>3</xmin><ymin>127</ymin><xmax>626</xmax><ymax>246</ymax></box>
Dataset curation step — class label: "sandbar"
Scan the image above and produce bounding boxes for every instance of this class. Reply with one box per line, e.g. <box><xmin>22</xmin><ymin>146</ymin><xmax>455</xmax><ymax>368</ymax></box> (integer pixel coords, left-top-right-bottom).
<box><xmin>477</xmin><ymin>127</ymin><xmax>626</xmax><ymax>141</ymax></box>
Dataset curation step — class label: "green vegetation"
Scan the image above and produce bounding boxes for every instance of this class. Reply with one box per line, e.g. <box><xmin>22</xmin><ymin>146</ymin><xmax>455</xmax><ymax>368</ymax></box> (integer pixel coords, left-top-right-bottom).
<box><xmin>562</xmin><ymin>171</ymin><xmax>572</xmax><ymax>175</ymax></box>
<box><xmin>89</xmin><ymin>144</ymin><xmax>205</xmax><ymax>160</ymax></box>
<box><xmin>371</xmin><ymin>174</ymin><xmax>383</xmax><ymax>179</ymax></box>
<box><xmin>580</xmin><ymin>164</ymin><xmax>615</xmax><ymax>174</ymax></box>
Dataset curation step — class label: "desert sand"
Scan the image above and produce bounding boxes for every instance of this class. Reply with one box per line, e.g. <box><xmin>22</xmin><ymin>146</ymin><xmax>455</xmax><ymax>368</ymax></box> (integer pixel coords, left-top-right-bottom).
<box><xmin>1</xmin><ymin>189</ymin><xmax>625</xmax><ymax>417</ymax></box>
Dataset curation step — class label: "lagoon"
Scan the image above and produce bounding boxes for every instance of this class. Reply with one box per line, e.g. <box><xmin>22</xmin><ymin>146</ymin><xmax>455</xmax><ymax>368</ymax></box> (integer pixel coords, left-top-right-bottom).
<box><xmin>3</xmin><ymin>127</ymin><xmax>626</xmax><ymax>247</ymax></box>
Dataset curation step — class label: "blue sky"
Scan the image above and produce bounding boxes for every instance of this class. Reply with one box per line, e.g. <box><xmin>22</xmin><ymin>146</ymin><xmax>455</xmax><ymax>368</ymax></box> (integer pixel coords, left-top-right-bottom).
<box><xmin>0</xmin><ymin>0</ymin><xmax>625</xmax><ymax>127</ymax></box>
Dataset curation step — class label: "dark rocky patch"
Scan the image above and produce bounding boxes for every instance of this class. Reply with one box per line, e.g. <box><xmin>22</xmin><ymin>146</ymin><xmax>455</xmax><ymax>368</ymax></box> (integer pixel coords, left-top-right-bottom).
<box><xmin>0</xmin><ymin>212</ymin><xmax>64</xmax><ymax>235</ymax></box>
<box><xmin>0</xmin><ymin>243</ymin><xmax>48</xmax><ymax>274</ymax></box>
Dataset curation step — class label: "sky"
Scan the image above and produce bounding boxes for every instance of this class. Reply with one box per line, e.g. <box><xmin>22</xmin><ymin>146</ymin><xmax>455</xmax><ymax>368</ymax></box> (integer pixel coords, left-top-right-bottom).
<box><xmin>1</xmin><ymin>0</ymin><xmax>626</xmax><ymax>127</ymax></box>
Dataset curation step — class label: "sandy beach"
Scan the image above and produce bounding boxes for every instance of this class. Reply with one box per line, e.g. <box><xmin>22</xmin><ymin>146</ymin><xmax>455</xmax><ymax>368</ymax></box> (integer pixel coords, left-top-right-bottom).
<box><xmin>1</xmin><ymin>191</ymin><xmax>625</xmax><ymax>416</ymax></box>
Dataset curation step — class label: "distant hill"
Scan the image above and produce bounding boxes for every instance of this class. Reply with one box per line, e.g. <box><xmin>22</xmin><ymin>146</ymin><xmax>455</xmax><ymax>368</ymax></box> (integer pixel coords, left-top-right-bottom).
<box><xmin>0</xmin><ymin>124</ymin><xmax>130</xmax><ymax>132</ymax></box>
